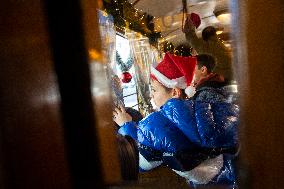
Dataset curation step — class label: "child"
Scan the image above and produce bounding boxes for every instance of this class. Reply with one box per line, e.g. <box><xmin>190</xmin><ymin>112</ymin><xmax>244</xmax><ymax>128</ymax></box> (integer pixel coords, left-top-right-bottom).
<box><xmin>113</xmin><ymin>53</ymin><xmax>238</xmax><ymax>187</ymax></box>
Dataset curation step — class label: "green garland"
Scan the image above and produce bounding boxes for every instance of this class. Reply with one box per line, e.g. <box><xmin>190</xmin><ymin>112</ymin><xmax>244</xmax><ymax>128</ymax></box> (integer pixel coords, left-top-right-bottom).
<box><xmin>103</xmin><ymin>0</ymin><xmax>161</xmax><ymax>45</ymax></box>
<box><xmin>116</xmin><ymin>51</ymin><xmax>133</xmax><ymax>72</ymax></box>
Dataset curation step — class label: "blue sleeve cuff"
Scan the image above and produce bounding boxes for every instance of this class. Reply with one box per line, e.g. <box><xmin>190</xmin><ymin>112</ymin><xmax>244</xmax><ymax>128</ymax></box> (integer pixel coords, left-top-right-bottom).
<box><xmin>118</xmin><ymin>121</ymin><xmax>137</xmax><ymax>140</ymax></box>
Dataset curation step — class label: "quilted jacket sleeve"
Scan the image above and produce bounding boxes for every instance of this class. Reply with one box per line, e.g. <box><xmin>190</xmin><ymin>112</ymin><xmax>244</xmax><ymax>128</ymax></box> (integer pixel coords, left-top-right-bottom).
<box><xmin>195</xmin><ymin>101</ymin><xmax>239</xmax><ymax>148</ymax></box>
<box><xmin>118</xmin><ymin>112</ymin><xmax>170</xmax><ymax>151</ymax></box>
<box><xmin>137</xmin><ymin>112</ymin><xmax>170</xmax><ymax>151</ymax></box>
<box><xmin>118</xmin><ymin>121</ymin><xmax>138</xmax><ymax>140</ymax></box>
<box><xmin>120</xmin><ymin>109</ymin><xmax>199</xmax><ymax>153</ymax></box>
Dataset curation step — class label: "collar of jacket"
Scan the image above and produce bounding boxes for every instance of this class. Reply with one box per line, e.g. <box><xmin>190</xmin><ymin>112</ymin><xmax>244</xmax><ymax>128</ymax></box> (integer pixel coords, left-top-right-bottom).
<box><xmin>159</xmin><ymin>98</ymin><xmax>183</xmax><ymax>110</ymax></box>
<box><xmin>195</xmin><ymin>73</ymin><xmax>225</xmax><ymax>90</ymax></box>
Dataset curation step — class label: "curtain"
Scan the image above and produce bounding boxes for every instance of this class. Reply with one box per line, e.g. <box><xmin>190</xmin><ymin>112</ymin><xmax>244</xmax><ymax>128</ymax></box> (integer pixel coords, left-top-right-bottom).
<box><xmin>126</xmin><ymin>29</ymin><xmax>162</xmax><ymax>116</ymax></box>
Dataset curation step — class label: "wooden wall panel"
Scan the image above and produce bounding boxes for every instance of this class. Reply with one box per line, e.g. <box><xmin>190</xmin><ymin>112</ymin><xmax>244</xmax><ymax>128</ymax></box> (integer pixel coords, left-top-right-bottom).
<box><xmin>0</xmin><ymin>1</ymin><xmax>71</xmax><ymax>188</ymax></box>
<box><xmin>232</xmin><ymin>0</ymin><xmax>284</xmax><ymax>188</ymax></box>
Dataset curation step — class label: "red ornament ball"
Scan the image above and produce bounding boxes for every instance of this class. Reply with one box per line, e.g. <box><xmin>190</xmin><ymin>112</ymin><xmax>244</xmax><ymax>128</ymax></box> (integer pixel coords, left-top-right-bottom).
<box><xmin>121</xmin><ymin>72</ymin><xmax>132</xmax><ymax>83</ymax></box>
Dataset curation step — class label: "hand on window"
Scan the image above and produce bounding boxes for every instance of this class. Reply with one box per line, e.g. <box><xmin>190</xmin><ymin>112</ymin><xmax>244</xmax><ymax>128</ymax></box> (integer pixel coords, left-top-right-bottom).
<box><xmin>113</xmin><ymin>105</ymin><xmax>132</xmax><ymax>126</ymax></box>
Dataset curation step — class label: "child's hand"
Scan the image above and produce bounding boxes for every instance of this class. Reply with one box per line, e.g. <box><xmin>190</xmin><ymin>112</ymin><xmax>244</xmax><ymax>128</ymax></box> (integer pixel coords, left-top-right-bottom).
<box><xmin>113</xmin><ymin>105</ymin><xmax>132</xmax><ymax>126</ymax></box>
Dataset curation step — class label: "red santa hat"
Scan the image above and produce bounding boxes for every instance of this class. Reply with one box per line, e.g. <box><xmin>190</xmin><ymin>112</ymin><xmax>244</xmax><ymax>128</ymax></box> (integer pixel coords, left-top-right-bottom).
<box><xmin>151</xmin><ymin>53</ymin><xmax>197</xmax><ymax>97</ymax></box>
<box><xmin>189</xmin><ymin>13</ymin><xmax>201</xmax><ymax>29</ymax></box>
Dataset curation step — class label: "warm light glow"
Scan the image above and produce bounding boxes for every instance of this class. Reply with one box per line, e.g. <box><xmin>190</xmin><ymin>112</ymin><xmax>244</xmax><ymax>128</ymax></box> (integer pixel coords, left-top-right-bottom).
<box><xmin>198</xmin><ymin>1</ymin><xmax>206</xmax><ymax>5</ymax></box>
<box><xmin>89</xmin><ymin>49</ymin><xmax>103</xmax><ymax>62</ymax></box>
<box><xmin>216</xmin><ymin>30</ymin><xmax>223</xmax><ymax>35</ymax></box>
<box><xmin>216</xmin><ymin>13</ymin><xmax>231</xmax><ymax>25</ymax></box>
<box><xmin>164</xmin><ymin>34</ymin><xmax>177</xmax><ymax>41</ymax></box>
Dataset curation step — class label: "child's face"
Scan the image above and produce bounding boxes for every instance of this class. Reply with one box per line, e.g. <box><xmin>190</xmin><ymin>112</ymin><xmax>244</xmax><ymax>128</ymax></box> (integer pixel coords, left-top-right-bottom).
<box><xmin>150</xmin><ymin>80</ymin><xmax>173</xmax><ymax>108</ymax></box>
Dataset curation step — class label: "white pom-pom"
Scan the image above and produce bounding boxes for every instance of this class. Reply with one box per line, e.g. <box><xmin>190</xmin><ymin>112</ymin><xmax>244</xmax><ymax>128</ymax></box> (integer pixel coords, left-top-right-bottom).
<box><xmin>185</xmin><ymin>85</ymin><xmax>196</xmax><ymax>98</ymax></box>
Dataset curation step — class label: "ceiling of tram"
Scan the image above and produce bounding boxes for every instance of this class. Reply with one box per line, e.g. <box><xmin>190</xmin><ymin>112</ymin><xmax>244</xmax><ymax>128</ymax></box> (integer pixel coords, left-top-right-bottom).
<box><xmin>128</xmin><ymin>0</ymin><xmax>232</xmax><ymax>47</ymax></box>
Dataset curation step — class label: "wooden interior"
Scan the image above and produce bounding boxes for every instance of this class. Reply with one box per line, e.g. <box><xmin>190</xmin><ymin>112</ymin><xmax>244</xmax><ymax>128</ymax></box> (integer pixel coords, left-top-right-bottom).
<box><xmin>0</xmin><ymin>1</ymin><xmax>71</xmax><ymax>188</ymax></box>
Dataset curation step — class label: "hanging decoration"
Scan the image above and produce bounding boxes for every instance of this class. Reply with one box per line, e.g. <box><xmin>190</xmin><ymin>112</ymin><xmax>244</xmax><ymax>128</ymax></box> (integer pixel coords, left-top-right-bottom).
<box><xmin>102</xmin><ymin>0</ymin><xmax>161</xmax><ymax>46</ymax></box>
<box><xmin>116</xmin><ymin>51</ymin><xmax>133</xmax><ymax>83</ymax></box>
<box><xmin>121</xmin><ymin>72</ymin><xmax>132</xmax><ymax>83</ymax></box>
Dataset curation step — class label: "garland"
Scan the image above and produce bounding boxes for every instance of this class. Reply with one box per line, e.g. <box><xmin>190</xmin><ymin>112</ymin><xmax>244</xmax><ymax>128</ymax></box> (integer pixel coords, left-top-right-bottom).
<box><xmin>103</xmin><ymin>0</ymin><xmax>161</xmax><ymax>45</ymax></box>
<box><xmin>116</xmin><ymin>51</ymin><xmax>133</xmax><ymax>72</ymax></box>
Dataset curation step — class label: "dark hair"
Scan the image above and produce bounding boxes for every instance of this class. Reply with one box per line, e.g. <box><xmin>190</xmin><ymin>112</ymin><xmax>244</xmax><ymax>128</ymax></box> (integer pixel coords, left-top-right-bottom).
<box><xmin>115</xmin><ymin>108</ymin><xmax>141</xmax><ymax>180</ymax></box>
<box><xmin>196</xmin><ymin>54</ymin><xmax>216</xmax><ymax>73</ymax></box>
<box><xmin>125</xmin><ymin>107</ymin><xmax>143</xmax><ymax>123</ymax></box>
<box><xmin>202</xmin><ymin>26</ymin><xmax>217</xmax><ymax>41</ymax></box>
<box><xmin>117</xmin><ymin>134</ymin><xmax>139</xmax><ymax>181</ymax></box>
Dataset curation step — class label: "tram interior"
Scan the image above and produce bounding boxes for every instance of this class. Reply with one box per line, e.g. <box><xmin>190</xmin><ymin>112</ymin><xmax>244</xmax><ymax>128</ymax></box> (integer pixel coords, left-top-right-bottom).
<box><xmin>0</xmin><ymin>0</ymin><xmax>283</xmax><ymax>189</ymax></box>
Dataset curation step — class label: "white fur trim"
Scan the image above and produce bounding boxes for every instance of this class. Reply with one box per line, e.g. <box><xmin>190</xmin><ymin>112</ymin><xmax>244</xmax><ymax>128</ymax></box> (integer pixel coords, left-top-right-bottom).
<box><xmin>139</xmin><ymin>153</ymin><xmax>162</xmax><ymax>171</ymax></box>
<box><xmin>172</xmin><ymin>154</ymin><xmax>224</xmax><ymax>185</ymax></box>
<box><xmin>151</xmin><ymin>66</ymin><xmax>187</xmax><ymax>89</ymax></box>
<box><xmin>185</xmin><ymin>85</ymin><xmax>196</xmax><ymax>98</ymax></box>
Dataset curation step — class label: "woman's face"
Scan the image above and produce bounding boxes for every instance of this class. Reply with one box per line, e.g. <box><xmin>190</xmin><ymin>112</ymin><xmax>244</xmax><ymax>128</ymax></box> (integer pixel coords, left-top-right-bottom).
<box><xmin>150</xmin><ymin>80</ymin><xmax>173</xmax><ymax>108</ymax></box>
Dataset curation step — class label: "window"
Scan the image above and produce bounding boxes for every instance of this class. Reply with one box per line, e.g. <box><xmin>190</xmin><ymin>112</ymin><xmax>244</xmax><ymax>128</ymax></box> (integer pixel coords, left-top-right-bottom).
<box><xmin>116</xmin><ymin>34</ymin><xmax>139</xmax><ymax>110</ymax></box>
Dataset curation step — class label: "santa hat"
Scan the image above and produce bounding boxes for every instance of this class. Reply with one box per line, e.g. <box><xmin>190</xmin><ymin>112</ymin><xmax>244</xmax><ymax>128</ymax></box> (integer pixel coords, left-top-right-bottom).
<box><xmin>151</xmin><ymin>53</ymin><xmax>197</xmax><ymax>98</ymax></box>
<box><xmin>189</xmin><ymin>13</ymin><xmax>201</xmax><ymax>29</ymax></box>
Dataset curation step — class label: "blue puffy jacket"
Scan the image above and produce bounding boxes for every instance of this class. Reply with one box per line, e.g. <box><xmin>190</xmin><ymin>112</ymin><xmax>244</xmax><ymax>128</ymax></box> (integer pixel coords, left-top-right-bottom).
<box><xmin>118</xmin><ymin>99</ymin><xmax>200</xmax><ymax>153</ymax></box>
<box><xmin>188</xmin><ymin>100</ymin><xmax>239</xmax><ymax>148</ymax></box>
<box><xmin>118</xmin><ymin>98</ymin><xmax>239</xmax><ymax>186</ymax></box>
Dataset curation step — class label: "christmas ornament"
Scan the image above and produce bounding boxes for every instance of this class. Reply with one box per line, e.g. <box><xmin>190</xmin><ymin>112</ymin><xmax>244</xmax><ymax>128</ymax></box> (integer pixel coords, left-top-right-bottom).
<box><xmin>121</xmin><ymin>71</ymin><xmax>132</xmax><ymax>83</ymax></box>
<box><xmin>116</xmin><ymin>51</ymin><xmax>133</xmax><ymax>83</ymax></box>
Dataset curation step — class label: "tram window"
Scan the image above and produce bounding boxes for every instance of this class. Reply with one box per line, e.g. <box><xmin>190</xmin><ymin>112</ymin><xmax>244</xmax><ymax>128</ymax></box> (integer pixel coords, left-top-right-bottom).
<box><xmin>116</xmin><ymin>34</ymin><xmax>139</xmax><ymax>110</ymax></box>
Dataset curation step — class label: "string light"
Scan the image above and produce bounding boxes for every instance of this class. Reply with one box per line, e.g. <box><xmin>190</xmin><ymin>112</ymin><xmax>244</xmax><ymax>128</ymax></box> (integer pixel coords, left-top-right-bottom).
<box><xmin>103</xmin><ymin>0</ymin><xmax>161</xmax><ymax>45</ymax></box>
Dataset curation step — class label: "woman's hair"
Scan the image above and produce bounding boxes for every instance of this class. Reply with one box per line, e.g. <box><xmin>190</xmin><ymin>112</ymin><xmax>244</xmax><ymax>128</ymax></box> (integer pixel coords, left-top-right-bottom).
<box><xmin>115</xmin><ymin>108</ymin><xmax>141</xmax><ymax>180</ymax></box>
<box><xmin>117</xmin><ymin>134</ymin><xmax>139</xmax><ymax>181</ymax></box>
